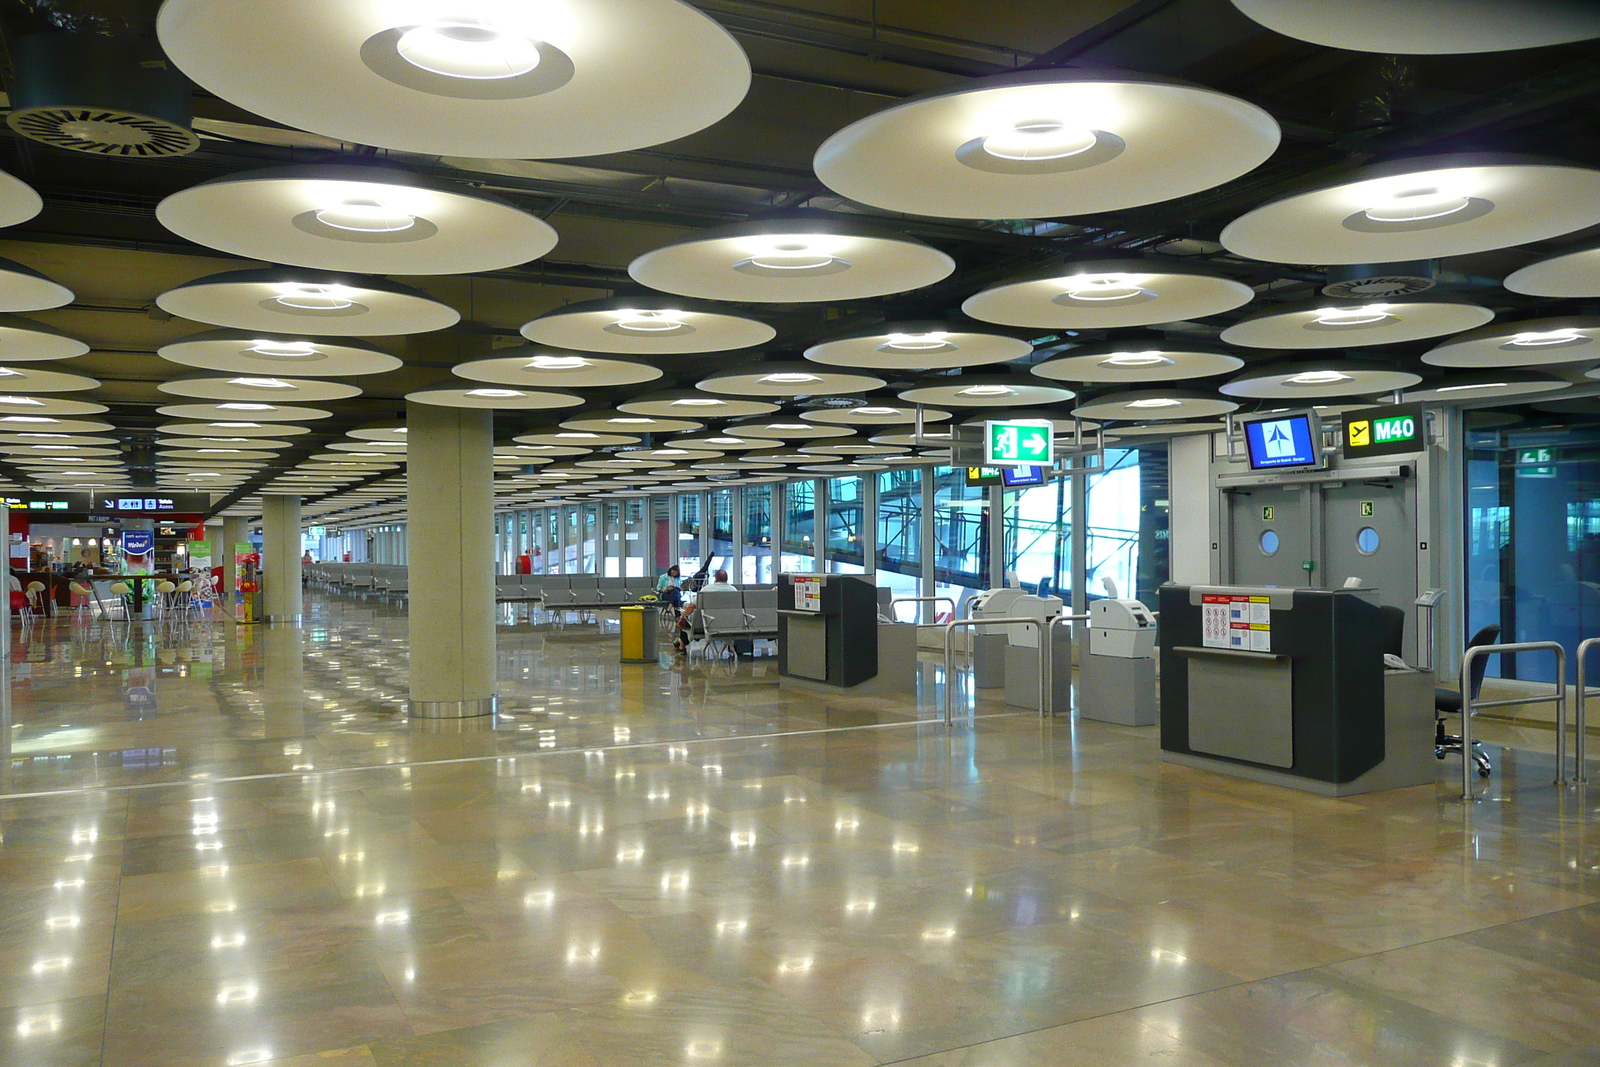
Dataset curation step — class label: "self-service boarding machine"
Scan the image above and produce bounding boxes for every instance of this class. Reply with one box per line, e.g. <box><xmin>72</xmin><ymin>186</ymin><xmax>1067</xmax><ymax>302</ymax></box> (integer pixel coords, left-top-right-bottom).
<box><xmin>968</xmin><ymin>586</ymin><xmax>1031</xmax><ymax>688</ymax></box>
<box><xmin>1002</xmin><ymin>593</ymin><xmax>1069</xmax><ymax>711</ymax></box>
<box><xmin>1080</xmin><ymin>596</ymin><xmax>1158</xmax><ymax>726</ymax></box>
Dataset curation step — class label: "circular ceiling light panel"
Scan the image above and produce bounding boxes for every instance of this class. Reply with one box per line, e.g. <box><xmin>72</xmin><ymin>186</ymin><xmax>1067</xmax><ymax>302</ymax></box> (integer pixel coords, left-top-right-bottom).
<box><xmin>156</xmin><ymin>269</ymin><xmax>459</xmax><ymax>336</ymax></box>
<box><xmin>629</xmin><ymin>216</ymin><xmax>954</xmax><ymax>303</ymax></box>
<box><xmin>160</xmin><ymin>449</ymin><xmax>281</xmax><ymax>462</ymax></box>
<box><xmin>0</xmin><ymin>315</ymin><xmax>90</xmax><ymax>362</ymax></box>
<box><xmin>1504</xmin><ymin>245</ymin><xmax>1600</xmax><ymax>298</ymax></box>
<box><xmin>405</xmin><ymin>387</ymin><xmax>583</xmax><ymax>410</ymax></box>
<box><xmin>0</xmin><ymin>257</ymin><xmax>73</xmax><ymax>313</ymax></box>
<box><xmin>963</xmin><ymin>260</ymin><xmax>1253</xmax><ymax>329</ymax></box>
<box><xmin>614</xmin><ymin>390</ymin><xmax>779</xmax><ymax>419</ymax></box>
<box><xmin>346</xmin><ymin>422</ymin><xmax>409</xmax><ymax>441</ymax></box>
<box><xmin>558</xmin><ymin>411</ymin><xmax>704</xmax><ymax>434</ymax></box>
<box><xmin>1032</xmin><ymin>343</ymin><xmax>1244</xmax><ymax>383</ymax></box>
<box><xmin>156</xmin><ymin>164</ymin><xmax>557</xmax><ymax>274</ymax></box>
<box><xmin>157</xmin><ymin>402</ymin><xmax>331</xmax><ymax>422</ymax></box>
<box><xmin>0</xmin><ymin>416</ymin><xmax>109</xmax><ymax>433</ymax></box>
<box><xmin>798</xmin><ymin>462</ymin><xmax>889</xmax><ymax>475</ymax></box>
<box><xmin>1221</xmin><ymin>297</ymin><xmax>1494</xmax><ymax>349</ymax></box>
<box><xmin>157</xmin><ymin>329</ymin><xmax>403</xmax><ymax>377</ymax></box>
<box><xmin>161</xmin><ymin>437</ymin><xmax>291</xmax><ymax>450</ymax></box>
<box><xmin>798</xmin><ymin>442</ymin><xmax>909</xmax><ymax>457</ymax></box>
<box><xmin>1424</xmin><ymin>317</ymin><xmax>1600</xmax><ymax>368</ymax></box>
<box><xmin>156</xmin><ymin>0</ymin><xmax>749</xmax><ymax>159</ymax></box>
<box><xmin>726</xmin><ymin>419</ymin><xmax>855</xmax><ymax>441</ymax></box>
<box><xmin>897</xmin><ymin>375</ymin><xmax>1076</xmax><ymax>407</ymax></box>
<box><xmin>1230</xmin><ymin>0</ymin><xmax>1600</xmax><ymax>54</ymax></box>
<box><xmin>697</xmin><ymin>362</ymin><xmax>886</xmax><ymax>398</ymax></box>
<box><xmin>1220</xmin><ymin>156</ymin><xmax>1600</xmax><ymax>265</ymax></box>
<box><xmin>0</xmin><ymin>169</ymin><xmax>42</xmax><ymax>228</ymax></box>
<box><xmin>452</xmin><ymin>350</ymin><xmax>661</xmax><ymax>389</ymax></box>
<box><xmin>1072</xmin><ymin>390</ymin><xmax>1239</xmax><ymax>421</ymax></box>
<box><xmin>0</xmin><ymin>366</ymin><xmax>99</xmax><ymax>392</ymax></box>
<box><xmin>156</xmin><ymin>375</ymin><xmax>362</xmax><ymax>402</ymax></box>
<box><xmin>521</xmin><ymin>296</ymin><xmax>773</xmax><ymax>355</ymax></box>
<box><xmin>1404</xmin><ymin>372</ymin><xmax>1572</xmax><ymax>403</ymax></box>
<box><xmin>1220</xmin><ymin>361</ymin><xmax>1422</xmax><ymax>399</ymax></box>
<box><xmin>813</xmin><ymin>69</ymin><xmax>1279</xmax><ymax>220</ymax></box>
<box><xmin>0</xmin><ymin>433</ymin><xmax>116</xmax><ymax>445</ymax></box>
<box><xmin>804</xmin><ymin>322</ymin><xmax>1031</xmax><ymax>371</ymax></box>
<box><xmin>161</xmin><ymin>421</ymin><xmax>311</xmax><ymax>437</ymax></box>
<box><xmin>0</xmin><ymin>395</ymin><xmax>106</xmax><ymax>415</ymax></box>
<box><xmin>666</xmin><ymin>434</ymin><xmax>771</xmax><ymax>451</ymax></box>
<box><xmin>800</xmin><ymin>402</ymin><xmax>953</xmax><ymax>426</ymax></box>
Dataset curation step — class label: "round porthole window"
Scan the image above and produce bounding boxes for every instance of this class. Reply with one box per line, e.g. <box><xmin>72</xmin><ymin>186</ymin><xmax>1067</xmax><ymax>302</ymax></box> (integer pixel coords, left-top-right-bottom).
<box><xmin>1356</xmin><ymin>526</ymin><xmax>1380</xmax><ymax>555</ymax></box>
<box><xmin>1259</xmin><ymin>529</ymin><xmax>1280</xmax><ymax>555</ymax></box>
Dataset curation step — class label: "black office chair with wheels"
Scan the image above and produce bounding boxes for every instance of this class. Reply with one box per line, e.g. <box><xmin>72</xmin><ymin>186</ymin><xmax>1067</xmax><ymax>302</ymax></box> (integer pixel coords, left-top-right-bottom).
<box><xmin>1436</xmin><ymin>624</ymin><xmax>1501</xmax><ymax>779</ymax></box>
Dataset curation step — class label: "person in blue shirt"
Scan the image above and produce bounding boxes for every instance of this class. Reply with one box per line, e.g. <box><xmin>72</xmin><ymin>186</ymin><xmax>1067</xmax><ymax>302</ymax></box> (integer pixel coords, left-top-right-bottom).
<box><xmin>655</xmin><ymin>564</ymin><xmax>682</xmax><ymax>609</ymax></box>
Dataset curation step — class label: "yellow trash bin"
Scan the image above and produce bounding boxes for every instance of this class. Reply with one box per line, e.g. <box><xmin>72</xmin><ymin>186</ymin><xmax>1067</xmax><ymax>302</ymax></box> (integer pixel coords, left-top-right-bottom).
<box><xmin>620</xmin><ymin>605</ymin><xmax>658</xmax><ymax>663</ymax></box>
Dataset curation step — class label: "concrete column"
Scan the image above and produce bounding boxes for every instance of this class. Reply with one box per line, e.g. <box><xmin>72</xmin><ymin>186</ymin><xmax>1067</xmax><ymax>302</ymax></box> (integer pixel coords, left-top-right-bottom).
<box><xmin>261</xmin><ymin>495</ymin><xmax>303</xmax><ymax>623</ymax></box>
<box><xmin>406</xmin><ymin>401</ymin><xmax>496</xmax><ymax>718</ymax></box>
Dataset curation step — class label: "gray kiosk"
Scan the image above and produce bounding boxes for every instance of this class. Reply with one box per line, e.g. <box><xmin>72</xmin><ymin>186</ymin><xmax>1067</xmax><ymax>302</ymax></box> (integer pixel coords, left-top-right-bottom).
<box><xmin>777</xmin><ymin>573</ymin><xmax>888</xmax><ymax>690</ymax></box>
<box><xmin>1158</xmin><ymin>584</ymin><xmax>1435</xmax><ymax>795</ymax></box>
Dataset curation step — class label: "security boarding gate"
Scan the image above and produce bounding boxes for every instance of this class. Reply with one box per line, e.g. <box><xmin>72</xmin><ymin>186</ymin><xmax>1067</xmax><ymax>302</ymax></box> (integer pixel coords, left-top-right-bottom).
<box><xmin>1219</xmin><ymin>459</ymin><xmax>1428</xmax><ymax>664</ymax></box>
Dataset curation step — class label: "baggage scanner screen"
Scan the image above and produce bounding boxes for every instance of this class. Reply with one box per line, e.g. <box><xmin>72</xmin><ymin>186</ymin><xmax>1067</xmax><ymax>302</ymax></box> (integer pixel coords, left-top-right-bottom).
<box><xmin>1243</xmin><ymin>413</ymin><xmax>1320</xmax><ymax>470</ymax></box>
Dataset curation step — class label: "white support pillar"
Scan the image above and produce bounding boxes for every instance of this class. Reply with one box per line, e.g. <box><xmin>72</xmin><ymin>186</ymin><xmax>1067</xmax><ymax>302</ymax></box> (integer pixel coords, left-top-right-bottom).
<box><xmin>261</xmin><ymin>494</ymin><xmax>303</xmax><ymax>623</ymax></box>
<box><xmin>406</xmin><ymin>401</ymin><xmax>496</xmax><ymax>718</ymax></box>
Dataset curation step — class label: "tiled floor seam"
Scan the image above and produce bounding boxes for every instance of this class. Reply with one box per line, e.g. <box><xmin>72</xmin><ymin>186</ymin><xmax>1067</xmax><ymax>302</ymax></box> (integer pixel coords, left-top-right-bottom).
<box><xmin>0</xmin><ymin>709</ymin><xmax>1035</xmax><ymax>803</ymax></box>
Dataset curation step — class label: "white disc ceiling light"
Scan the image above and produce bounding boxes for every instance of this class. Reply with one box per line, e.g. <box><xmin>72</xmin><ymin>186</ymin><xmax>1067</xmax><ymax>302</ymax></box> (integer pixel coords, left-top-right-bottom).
<box><xmin>897</xmin><ymin>375</ymin><xmax>1076</xmax><ymax>407</ymax></box>
<box><xmin>559</xmin><ymin>411</ymin><xmax>704</xmax><ymax>434</ymax></box>
<box><xmin>0</xmin><ymin>395</ymin><xmax>106</xmax><ymax>415</ymax></box>
<box><xmin>1229</xmin><ymin>0</ymin><xmax>1600</xmax><ymax>54</ymax></box>
<box><xmin>1423</xmin><ymin>317</ymin><xmax>1600</xmax><ymax>368</ymax></box>
<box><xmin>1504</xmin><ymin>245</ymin><xmax>1600</xmax><ymax>298</ymax></box>
<box><xmin>800</xmin><ymin>402</ymin><xmax>952</xmax><ymax>426</ymax></box>
<box><xmin>0</xmin><ymin>258</ymin><xmax>73</xmax><ymax>312</ymax></box>
<box><xmin>521</xmin><ymin>296</ymin><xmax>773</xmax><ymax>354</ymax></box>
<box><xmin>157</xmin><ymin>402</ymin><xmax>331</xmax><ymax>422</ymax></box>
<box><xmin>162</xmin><ymin>421</ymin><xmax>311</xmax><ymax>437</ymax></box>
<box><xmin>157</xmin><ymin>375</ymin><xmax>362</xmax><ymax>403</ymax></box>
<box><xmin>1072</xmin><ymin>390</ymin><xmax>1238</xmax><ymax>421</ymax></box>
<box><xmin>1404</xmin><ymin>372</ymin><xmax>1572</xmax><ymax>403</ymax></box>
<box><xmin>452</xmin><ymin>350</ymin><xmax>661</xmax><ymax>389</ymax></box>
<box><xmin>804</xmin><ymin>322</ymin><xmax>1030</xmax><ymax>371</ymax></box>
<box><xmin>1221</xmin><ymin>297</ymin><xmax>1494</xmax><ymax>349</ymax></box>
<box><xmin>0</xmin><ymin>315</ymin><xmax>89</xmax><ymax>362</ymax></box>
<box><xmin>0</xmin><ymin>366</ymin><xmax>99</xmax><ymax>392</ymax></box>
<box><xmin>697</xmin><ymin>362</ymin><xmax>886</xmax><ymax>398</ymax></box>
<box><xmin>725</xmin><ymin>419</ymin><xmax>855</xmax><ymax>441</ymax></box>
<box><xmin>615</xmin><ymin>390</ymin><xmax>778</xmax><ymax>419</ymax></box>
<box><xmin>963</xmin><ymin>260</ymin><xmax>1253</xmax><ymax>329</ymax></box>
<box><xmin>1032</xmin><ymin>343</ymin><xmax>1243</xmax><ymax>383</ymax></box>
<box><xmin>0</xmin><ymin>416</ymin><xmax>110</xmax><ymax>432</ymax></box>
<box><xmin>1220</xmin><ymin>361</ymin><xmax>1423</xmax><ymax>399</ymax></box>
<box><xmin>629</xmin><ymin>216</ymin><xmax>954</xmax><ymax>303</ymax></box>
<box><xmin>407</xmin><ymin>386</ymin><xmax>583</xmax><ymax>409</ymax></box>
<box><xmin>157</xmin><ymin>165</ymin><xmax>557</xmax><ymax>274</ymax></box>
<box><xmin>813</xmin><ymin>69</ymin><xmax>1279</xmax><ymax>220</ymax></box>
<box><xmin>158</xmin><ymin>331</ymin><xmax>401</xmax><ymax>376</ymax></box>
<box><xmin>0</xmin><ymin>169</ymin><xmax>42</xmax><ymax>228</ymax></box>
<box><xmin>157</xmin><ymin>269</ymin><xmax>460</xmax><ymax>335</ymax></box>
<box><xmin>156</xmin><ymin>0</ymin><xmax>750</xmax><ymax>159</ymax></box>
<box><xmin>1220</xmin><ymin>156</ymin><xmax>1600</xmax><ymax>265</ymax></box>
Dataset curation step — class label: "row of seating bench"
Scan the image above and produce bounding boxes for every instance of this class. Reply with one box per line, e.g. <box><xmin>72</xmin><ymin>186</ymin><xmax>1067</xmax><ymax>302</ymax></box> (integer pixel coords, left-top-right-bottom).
<box><xmin>686</xmin><ymin>588</ymin><xmax>781</xmax><ymax>659</ymax></box>
<box><xmin>307</xmin><ymin>563</ymin><xmax>408</xmax><ymax>599</ymax></box>
<box><xmin>495</xmin><ymin>574</ymin><xmax>661</xmax><ymax>609</ymax></box>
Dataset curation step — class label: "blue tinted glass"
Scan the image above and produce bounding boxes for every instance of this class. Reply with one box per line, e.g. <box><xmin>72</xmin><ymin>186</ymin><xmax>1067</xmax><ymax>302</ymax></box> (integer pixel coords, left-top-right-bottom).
<box><xmin>1259</xmin><ymin>529</ymin><xmax>1280</xmax><ymax>555</ymax></box>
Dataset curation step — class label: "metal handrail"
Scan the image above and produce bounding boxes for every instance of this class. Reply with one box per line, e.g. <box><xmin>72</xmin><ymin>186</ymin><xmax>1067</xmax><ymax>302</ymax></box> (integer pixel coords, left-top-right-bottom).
<box><xmin>1459</xmin><ymin>640</ymin><xmax>1567</xmax><ymax>800</ymax></box>
<box><xmin>1042</xmin><ymin>612</ymin><xmax>1092</xmax><ymax>722</ymax></box>
<box><xmin>941</xmin><ymin>617</ymin><xmax>1041</xmax><ymax>727</ymax></box>
<box><xmin>1575</xmin><ymin>637</ymin><xmax>1598</xmax><ymax>785</ymax></box>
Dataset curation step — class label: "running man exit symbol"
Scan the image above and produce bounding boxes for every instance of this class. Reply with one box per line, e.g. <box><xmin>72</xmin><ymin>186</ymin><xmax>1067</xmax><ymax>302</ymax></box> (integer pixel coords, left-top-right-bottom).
<box><xmin>1261</xmin><ymin>505</ymin><xmax>1273</xmax><ymax>521</ymax></box>
<box><xmin>1361</xmin><ymin>500</ymin><xmax>1374</xmax><ymax>517</ymax></box>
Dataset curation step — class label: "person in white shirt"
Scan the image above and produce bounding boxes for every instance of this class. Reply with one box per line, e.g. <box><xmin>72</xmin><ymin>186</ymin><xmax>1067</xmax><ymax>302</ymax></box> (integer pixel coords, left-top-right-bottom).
<box><xmin>675</xmin><ymin>570</ymin><xmax>736</xmax><ymax>653</ymax></box>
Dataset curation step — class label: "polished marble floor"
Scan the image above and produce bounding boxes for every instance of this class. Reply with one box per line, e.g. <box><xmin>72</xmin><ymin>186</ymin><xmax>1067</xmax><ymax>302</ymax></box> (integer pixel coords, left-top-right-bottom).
<box><xmin>1</xmin><ymin>593</ymin><xmax>1598</xmax><ymax>1067</ymax></box>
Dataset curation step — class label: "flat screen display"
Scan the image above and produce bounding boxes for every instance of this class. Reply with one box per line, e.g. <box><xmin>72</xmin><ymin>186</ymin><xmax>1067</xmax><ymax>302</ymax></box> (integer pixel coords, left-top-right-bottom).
<box><xmin>1000</xmin><ymin>465</ymin><xmax>1047</xmax><ymax>488</ymax></box>
<box><xmin>1242</xmin><ymin>412</ymin><xmax>1322</xmax><ymax>470</ymax></box>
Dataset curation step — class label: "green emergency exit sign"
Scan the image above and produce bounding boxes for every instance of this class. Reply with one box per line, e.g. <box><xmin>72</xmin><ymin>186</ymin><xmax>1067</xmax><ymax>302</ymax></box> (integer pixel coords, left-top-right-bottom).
<box><xmin>1343</xmin><ymin>403</ymin><xmax>1424</xmax><ymax>459</ymax></box>
<box><xmin>985</xmin><ymin>419</ymin><xmax>1053</xmax><ymax>466</ymax></box>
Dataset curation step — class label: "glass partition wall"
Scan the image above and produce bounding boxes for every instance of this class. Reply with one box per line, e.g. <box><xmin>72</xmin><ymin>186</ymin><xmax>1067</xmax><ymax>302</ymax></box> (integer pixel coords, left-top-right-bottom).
<box><xmin>825</xmin><ymin>475</ymin><xmax>865</xmax><ymax>574</ymax></box>
<box><xmin>744</xmin><ymin>484</ymin><xmax>773</xmax><ymax>584</ymax></box>
<box><xmin>781</xmin><ymin>479</ymin><xmax>817</xmax><ymax>572</ymax></box>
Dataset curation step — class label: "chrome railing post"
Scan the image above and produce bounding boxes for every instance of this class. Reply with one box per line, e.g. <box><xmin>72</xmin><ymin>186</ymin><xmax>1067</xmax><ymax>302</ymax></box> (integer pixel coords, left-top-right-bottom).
<box><xmin>1458</xmin><ymin>640</ymin><xmax>1571</xmax><ymax>801</ymax></box>
<box><xmin>1577</xmin><ymin>637</ymin><xmax>1598</xmax><ymax>784</ymax></box>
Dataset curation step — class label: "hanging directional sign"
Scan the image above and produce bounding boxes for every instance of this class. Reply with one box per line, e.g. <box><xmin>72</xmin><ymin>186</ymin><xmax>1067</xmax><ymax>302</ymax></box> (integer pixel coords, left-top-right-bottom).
<box><xmin>985</xmin><ymin>419</ymin><xmax>1053</xmax><ymax>467</ymax></box>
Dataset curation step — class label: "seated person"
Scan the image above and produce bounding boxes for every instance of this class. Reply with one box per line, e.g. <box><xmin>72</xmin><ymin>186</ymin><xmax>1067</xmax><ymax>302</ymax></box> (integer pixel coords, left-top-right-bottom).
<box><xmin>674</xmin><ymin>570</ymin><xmax>737</xmax><ymax>653</ymax></box>
<box><xmin>655</xmin><ymin>564</ymin><xmax>683</xmax><ymax>609</ymax></box>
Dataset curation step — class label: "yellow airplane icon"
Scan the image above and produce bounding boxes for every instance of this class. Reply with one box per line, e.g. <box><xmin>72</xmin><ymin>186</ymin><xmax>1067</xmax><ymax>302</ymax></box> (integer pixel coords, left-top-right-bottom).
<box><xmin>1348</xmin><ymin>420</ymin><xmax>1370</xmax><ymax>447</ymax></box>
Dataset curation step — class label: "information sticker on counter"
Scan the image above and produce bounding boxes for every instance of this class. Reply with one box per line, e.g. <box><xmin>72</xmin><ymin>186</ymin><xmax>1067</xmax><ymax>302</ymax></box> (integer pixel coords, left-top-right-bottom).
<box><xmin>794</xmin><ymin>576</ymin><xmax>822</xmax><ymax>612</ymax></box>
<box><xmin>1202</xmin><ymin>593</ymin><xmax>1271</xmax><ymax>651</ymax></box>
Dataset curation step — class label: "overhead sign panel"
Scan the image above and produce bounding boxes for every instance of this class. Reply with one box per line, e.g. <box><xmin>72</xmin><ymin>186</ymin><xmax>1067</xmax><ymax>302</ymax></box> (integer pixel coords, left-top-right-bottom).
<box><xmin>985</xmin><ymin>419</ymin><xmax>1053</xmax><ymax>467</ymax></box>
<box><xmin>1342</xmin><ymin>403</ymin><xmax>1424</xmax><ymax>459</ymax></box>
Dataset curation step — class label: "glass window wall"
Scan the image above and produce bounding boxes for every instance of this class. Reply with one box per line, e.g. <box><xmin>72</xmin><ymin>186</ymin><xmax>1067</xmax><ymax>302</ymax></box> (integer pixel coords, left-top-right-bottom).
<box><xmin>826</xmin><ymin>475</ymin><xmax>865</xmax><ymax>574</ymax></box>
<box><xmin>743</xmin><ymin>484</ymin><xmax>773</xmax><ymax>585</ymax></box>
<box><xmin>677</xmin><ymin>493</ymin><xmax>702</xmax><ymax>571</ymax></box>
<box><xmin>624</xmin><ymin>497</ymin><xmax>646</xmax><ymax>577</ymax></box>
<box><xmin>932</xmin><ymin>466</ymin><xmax>989</xmax><ymax>614</ymax></box>
<box><xmin>876</xmin><ymin>468</ymin><xmax>924</xmax><ymax>611</ymax></box>
<box><xmin>781</xmin><ymin>479</ymin><xmax>817</xmax><ymax>572</ymax></box>
<box><xmin>710</xmin><ymin>488</ymin><xmax>735</xmax><ymax>574</ymax></box>
<box><xmin>603</xmin><ymin>502</ymin><xmax>621</xmax><ymax>576</ymax></box>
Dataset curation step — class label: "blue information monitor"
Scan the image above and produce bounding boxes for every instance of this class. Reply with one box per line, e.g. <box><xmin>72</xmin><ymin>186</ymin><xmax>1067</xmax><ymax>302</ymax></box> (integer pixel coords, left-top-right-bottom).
<box><xmin>1242</xmin><ymin>411</ymin><xmax>1322</xmax><ymax>470</ymax></box>
<box><xmin>1000</xmin><ymin>465</ymin><xmax>1047</xmax><ymax>488</ymax></box>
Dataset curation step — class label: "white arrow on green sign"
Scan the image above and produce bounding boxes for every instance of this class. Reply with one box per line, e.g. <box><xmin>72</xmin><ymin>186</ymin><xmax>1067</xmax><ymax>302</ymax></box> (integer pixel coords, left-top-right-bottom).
<box><xmin>985</xmin><ymin>419</ymin><xmax>1053</xmax><ymax>467</ymax></box>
